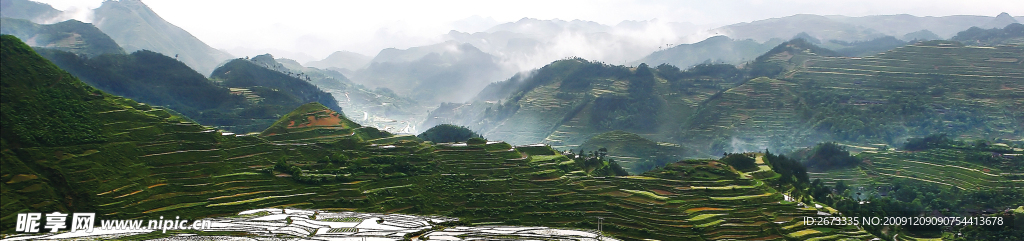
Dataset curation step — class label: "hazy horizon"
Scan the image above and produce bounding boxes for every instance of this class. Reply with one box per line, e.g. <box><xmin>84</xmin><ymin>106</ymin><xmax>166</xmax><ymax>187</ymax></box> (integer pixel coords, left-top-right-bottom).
<box><xmin>31</xmin><ymin>0</ymin><xmax>1022</xmax><ymax>64</ymax></box>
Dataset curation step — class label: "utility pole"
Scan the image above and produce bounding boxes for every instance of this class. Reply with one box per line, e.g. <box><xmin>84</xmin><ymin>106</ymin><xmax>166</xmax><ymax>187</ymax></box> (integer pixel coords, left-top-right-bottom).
<box><xmin>596</xmin><ymin>217</ymin><xmax>604</xmax><ymax>240</ymax></box>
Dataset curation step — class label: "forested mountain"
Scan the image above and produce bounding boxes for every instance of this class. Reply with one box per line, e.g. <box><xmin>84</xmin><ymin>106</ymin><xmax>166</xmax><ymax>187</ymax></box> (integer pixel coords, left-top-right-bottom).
<box><xmin>423</xmin><ymin>58</ymin><xmax>744</xmax><ymax>153</ymax></box>
<box><xmin>33</xmin><ymin>48</ymin><xmax>286</xmax><ymax>133</ymax></box>
<box><xmin>210</xmin><ymin>58</ymin><xmax>342</xmax><ymax>114</ymax></box>
<box><xmin>91</xmin><ymin>0</ymin><xmax>232</xmax><ymax>75</ymax></box>
<box><xmin>0</xmin><ymin>18</ymin><xmax>124</xmax><ymax>57</ymax></box>
<box><xmin>427</xmin><ymin>38</ymin><xmax>1023</xmax><ymax>160</ymax></box>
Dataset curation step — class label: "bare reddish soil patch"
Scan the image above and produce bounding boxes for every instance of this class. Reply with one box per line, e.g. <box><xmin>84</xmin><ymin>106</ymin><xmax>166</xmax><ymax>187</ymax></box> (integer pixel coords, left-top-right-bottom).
<box><xmin>289</xmin><ymin>110</ymin><xmax>346</xmax><ymax>128</ymax></box>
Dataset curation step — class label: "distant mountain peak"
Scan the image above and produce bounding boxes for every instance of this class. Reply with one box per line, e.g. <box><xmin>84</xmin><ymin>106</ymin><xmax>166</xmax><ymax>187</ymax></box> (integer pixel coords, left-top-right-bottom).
<box><xmin>92</xmin><ymin>0</ymin><xmax>232</xmax><ymax>75</ymax></box>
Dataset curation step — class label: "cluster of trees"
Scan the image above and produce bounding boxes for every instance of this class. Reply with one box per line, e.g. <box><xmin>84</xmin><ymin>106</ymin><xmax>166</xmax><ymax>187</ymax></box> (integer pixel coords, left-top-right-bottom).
<box><xmin>1</xmin><ymin>35</ymin><xmax>109</xmax><ymax>147</ymax></box>
<box><xmin>904</xmin><ymin>133</ymin><xmax>953</xmax><ymax>151</ymax></box>
<box><xmin>417</xmin><ymin>124</ymin><xmax>483</xmax><ymax>143</ymax></box>
<box><xmin>566</xmin><ymin>148</ymin><xmax>629</xmax><ymax>176</ymax></box>
<box><xmin>809</xmin><ymin>178</ymin><xmax>1023</xmax><ymax>239</ymax></box>
<box><xmin>797</xmin><ymin>88</ymin><xmax>953</xmax><ymax>143</ymax></box>
<box><xmin>764</xmin><ymin>150</ymin><xmax>809</xmax><ymax>196</ymax></box>
<box><xmin>721</xmin><ymin>153</ymin><xmax>758</xmax><ymax>171</ymax></box>
<box><xmin>795</xmin><ymin>142</ymin><xmax>861</xmax><ymax>171</ymax></box>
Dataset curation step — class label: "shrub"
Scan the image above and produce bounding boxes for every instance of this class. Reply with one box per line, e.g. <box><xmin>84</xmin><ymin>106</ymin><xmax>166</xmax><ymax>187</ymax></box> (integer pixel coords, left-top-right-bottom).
<box><xmin>417</xmin><ymin>124</ymin><xmax>482</xmax><ymax>143</ymax></box>
<box><xmin>467</xmin><ymin>137</ymin><xmax>487</xmax><ymax>145</ymax></box>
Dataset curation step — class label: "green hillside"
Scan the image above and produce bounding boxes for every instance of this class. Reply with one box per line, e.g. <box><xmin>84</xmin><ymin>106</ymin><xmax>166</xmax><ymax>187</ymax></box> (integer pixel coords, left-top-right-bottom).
<box><xmin>677</xmin><ymin>38</ymin><xmax>1023</xmax><ymax>153</ymax></box>
<box><xmin>210</xmin><ymin>58</ymin><xmax>342</xmax><ymax>113</ymax></box>
<box><xmin>33</xmin><ymin>48</ymin><xmax>296</xmax><ymax>134</ymax></box>
<box><xmin>783</xmin><ymin>40</ymin><xmax>1023</xmax><ymax>142</ymax></box>
<box><xmin>1</xmin><ymin>35</ymin><xmax>874</xmax><ymax>240</ymax></box>
<box><xmin>424</xmin><ymin>58</ymin><xmax>739</xmax><ymax>151</ymax></box>
<box><xmin>428</xmin><ymin>37</ymin><xmax>1022</xmax><ymax>166</ymax></box>
<box><xmin>680</xmin><ymin>76</ymin><xmax>817</xmax><ymax>154</ymax></box>
<box><xmin>0</xmin><ymin>18</ymin><xmax>124</xmax><ymax>57</ymax></box>
<box><xmin>578</xmin><ymin>131</ymin><xmax>688</xmax><ymax>174</ymax></box>
<box><xmin>804</xmin><ymin>141</ymin><xmax>1024</xmax><ymax>240</ymax></box>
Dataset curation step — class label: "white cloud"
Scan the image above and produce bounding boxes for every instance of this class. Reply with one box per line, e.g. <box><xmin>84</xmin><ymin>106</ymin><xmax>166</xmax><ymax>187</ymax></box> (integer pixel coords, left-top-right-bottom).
<box><xmin>31</xmin><ymin>0</ymin><xmax>1021</xmax><ymax>62</ymax></box>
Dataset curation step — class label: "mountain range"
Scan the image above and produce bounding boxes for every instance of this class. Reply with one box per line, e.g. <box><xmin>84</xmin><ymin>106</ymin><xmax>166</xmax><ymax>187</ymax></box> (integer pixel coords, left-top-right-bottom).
<box><xmin>1</xmin><ymin>35</ymin><xmax>880</xmax><ymax>240</ymax></box>
<box><xmin>425</xmin><ymin>38</ymin><xmax>1023</xmax><ymax>169</ymax></box>
<box><xmin>3</xmin><ymin>1</ymin><xmax>1024</xmax><ymax>239</ymax></box>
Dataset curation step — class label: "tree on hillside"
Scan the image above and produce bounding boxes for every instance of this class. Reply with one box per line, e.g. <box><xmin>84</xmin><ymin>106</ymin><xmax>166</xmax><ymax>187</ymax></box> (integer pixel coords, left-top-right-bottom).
<box><xmin>801</xmin><ymin>142</ymin><xmax>861</xmax><ymax>170</ymax></box>
<box><xmin>903</xmin><ymin>134</ymin><xmax>950</xmax><ymax>151</ymax></box>
<box><xmin>417</xmin><ymin>124</ymin><xmax>482</xmax><ymax>143</ymax></box>
<box><xmin>721</xmin><ymin>153</ymin><xmax>757</xmax><ymax>171</ymax></box>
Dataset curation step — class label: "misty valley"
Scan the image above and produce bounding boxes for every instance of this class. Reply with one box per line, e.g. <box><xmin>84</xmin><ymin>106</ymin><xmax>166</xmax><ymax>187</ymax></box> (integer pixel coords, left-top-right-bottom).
<box><xmin>1</xmin><ymin>0</ymin><xmax>1023</xmax><ymax>240</ymax></box>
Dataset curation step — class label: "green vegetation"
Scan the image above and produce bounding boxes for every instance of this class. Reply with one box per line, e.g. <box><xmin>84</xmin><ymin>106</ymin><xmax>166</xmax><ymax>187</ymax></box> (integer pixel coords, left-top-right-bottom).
<box><xmin>212</xmin><ymin>59</ymin><xmax>341</xmax><ymax>112</ymax></box>
<box><xmin>806</xmin><ymin>139</ymin><xmax>1023</xmax><ymax>240</ymax></box>
<box><xmin>792</xmin><ymin>142</ymin><xmax>861</xmax><ymax>171</ymax></box>
<box><xmin>427</xmin><ymin>56</ymin><xmax>743</xmax><ymax>152</ymax></box>
<box><xmin>34</xmin><ymin>48</ymin><xmax>290</xmax><ymax>133</ymax></box>
<box><xmin>1</xmin><ymin>35</ymin><xmax>876</xmax><ymax>240</ymax></box>
<box><xmin>417</xmin><ymin>124</ymin><xmax>482</xmax><ymax>143</ymax></box>
<box><xmin>951</xmin><ymin>23</ymin><xmax>1024</xmax><ymax>46</ymax></box>
<box><xmin>578</xmin><ymin>130</ymin><xmax>687</xmax><ymax>174</ymax></box>
<box><xmin>0</xmin><ymin>18</ymin><xmax>125</xmax><ymax>57</ymax></box>
<box><xmin>721</xmin><ymin>153</ymin><xmax>757</xmax><ymax>172</ymax></box>
<box><xmin>431</xmin><ymin>37</ymin><xmax>1023</xmax><ymax>178</ymax></box>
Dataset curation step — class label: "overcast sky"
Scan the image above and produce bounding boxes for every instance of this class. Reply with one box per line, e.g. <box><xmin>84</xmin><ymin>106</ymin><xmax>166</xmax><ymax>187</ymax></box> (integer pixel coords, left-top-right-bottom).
<box><xmin>34</xmin><ymin>0</ymin><xmax>1021</xmax><ymax>62</ymax></box>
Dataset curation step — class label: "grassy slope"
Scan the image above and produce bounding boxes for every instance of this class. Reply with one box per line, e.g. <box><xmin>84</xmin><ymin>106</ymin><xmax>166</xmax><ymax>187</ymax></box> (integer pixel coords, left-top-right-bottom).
<box><xmin>1</xmin><ymin>35</ymin><xmax>874</xmax><ymax>240</ymax></box>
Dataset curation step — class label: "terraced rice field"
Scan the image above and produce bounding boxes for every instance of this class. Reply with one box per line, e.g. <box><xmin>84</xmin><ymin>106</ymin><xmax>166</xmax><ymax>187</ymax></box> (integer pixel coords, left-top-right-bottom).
<box><xmin>1</xmin><ymin>49</ymin><xmax>873</xmax><ymax>240</ymax></box>
<box><xmin>788</xmin><ymin>42</ymin><xmax>1024</xmax><ymax>140</ymax></box>
<box><xmin>854</xmin><ymin>149</ymin><xmax>1023</xmax><ymax>191</ymax></box>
